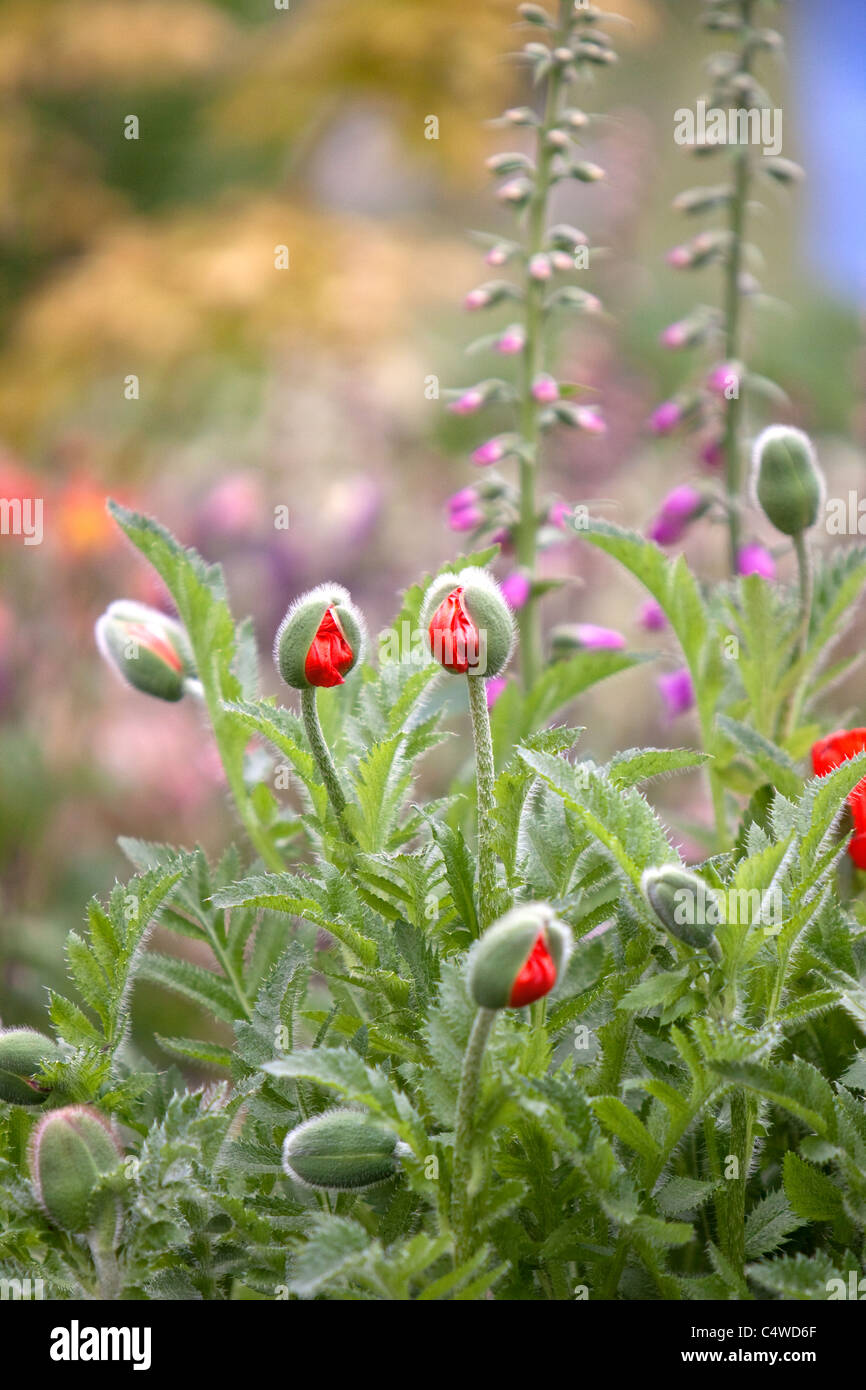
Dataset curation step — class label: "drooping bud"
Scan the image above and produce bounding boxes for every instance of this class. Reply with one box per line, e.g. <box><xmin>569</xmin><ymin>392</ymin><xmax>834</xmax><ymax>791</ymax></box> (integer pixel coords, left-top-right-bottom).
<box><xmin>95</xmin><ymin>600</ymin><xmax>194</xmax><ymax>702</ymax></box>
<box><xmin>737</xmin><ymin>543</ymin><xmax>776</xmax><ymax>580</ymax></box>
<box><xmin>468</xmin><ymin>903</ymin><xmax>571</xmax><ymax>1009</ymax></box>
<box><xmin>647</xmin><ymin>486</ymin><xmax>706</xmax><ymax>546</ymax></box>
<box><xmin>282</xmin><ymin>1109</ymin><xmax>399</xmax><ymax>1191</ymax></box>
<box><xmin>494</xmin><ymin>325</ymin><xmax>526</xmax><ymax>355</ymax></box>
<box><xmin>751</xmin><ymin>425</ymin><xmax>824</xmax><ymax>536</ymax></box>
<box><xmin>641</xmin><ymin>866</ymin><xmax>720</xmax><ymax>951</ymax></box>
<box><xmin>648</xmin><ymin>400</ymin><xmax>683</xmax><ymax>435</ymax></box>
<box><xmin>29</xmin><ymin>1106</ymin><xmax>122</xmax><ymax>1239</ymax></box>
<box><xmin>531</xmin><ymin>373</ymin><xmax>559</xmax><ymax>404</ymax></box>
<box><xmin>275</xmin><ymin>583</ymin><xmax>366</xmax><ymax>690</ymax></box>
<box><xmin>0</xmin><ymin>1028</ymin><xmax>63</xmax><ymax>1105</ymax></box>
<box><xmin>422</xmin><ymin>567</ymin><xmax>515</xmax><ymax>679</ymax></box>
<box><xmin>657</xmin><ymin>667</ymin><xmax>695</xmax><ymax>719</ymax></box>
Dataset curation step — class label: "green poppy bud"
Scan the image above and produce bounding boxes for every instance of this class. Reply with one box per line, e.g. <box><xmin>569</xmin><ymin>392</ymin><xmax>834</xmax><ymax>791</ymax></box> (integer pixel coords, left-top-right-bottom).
<box><xmin>29</xmin><ymin>1106</ymin><xmax>122</xmax><ymax>1241</ymax></box>
<box><xmin>421</xmin><ymin>567</ymin><xmax>515</xmax><ymax>679</ymax></box>
<box><xmin>282</xmin><ymin>1109</ymin><xmax>400</xmax><ymax>1191</ymax></box>
<box><xmin>0</xmin><ymin>1027</ymin><xmax>63</xmax><ymax>1105</ymax></box>
<box><xmin>95</xmin><ymin>600</ymin><xmax>194</xmax><ymax>702</ymax></box>
<box><xmin>751</xmin><ymin>425</ymin><xmax>824</xmax><ymax>537</ymax></box>
<box><xmin>641</xmin><ymin>865</ymin><xmax>720</xmax><ymax>951</ymax></box>
<box><xmin>274</xmin><ymin>583</ymin><xmax>366</xmax><ymax>690</ymax></box>
<box><xmin>468</xmin><ymin>902</ymin><xmax>571</xmax><ymax>1009</ymax></box>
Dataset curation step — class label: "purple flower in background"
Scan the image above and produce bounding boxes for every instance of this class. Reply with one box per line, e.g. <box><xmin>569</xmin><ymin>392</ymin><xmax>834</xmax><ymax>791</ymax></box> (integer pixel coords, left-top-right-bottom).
<box><xmin>699</xmin><ymin>436</ymin><xmax>724</xmax><ymax>469</ymax></box>
<box><xmin>485</xmin><ymin>675</ymin><xmax>508</xmax><ymax>710</ymax></box>
<box><xmin>737</xmin><ymin>543</ymin><xmax>776</xmax><ymax>580</ymax></box>
<box><xmin>528</xmin><ymin>253</ymin><xmax>552</xmax><ymax>281</ymax></box>
<box><xmin>659</xmin><ymin>320</ymin><xmax>689</xmax><ymax>349</ymax></box>
<box><xmin>648</xmin><ymin>400</ymin><xmax>683</xmax><ymax>435</ymax></box>
<box><xmin>638</xmin><ymin>599</ymin><xmax>667</xmax><ymax>631</ymax></box>
<box><xmin>648</xmin><ymin>485</ymin><xmax>704</xmax><ymax>546</ymax></box>
<box><xmin>666</xmin><ymin>244</ymin><xmax>692</xmax><ymax>269</ymax></box>
<box><xmin>658</xmin><ymin>668</ymin><xmax>695</xmax><ymax>719</ymax></box>
<box><xmin>706</xmin><ymin>361</ymin><xmax>739</xmax><ymax>396</ymax></box>
<box><xmin>500</xmin><ymin>570</ymin><xmax>531</xmax><ymax>610</ymax></box>
<box><xmin>464</xmin><ymin>287</ymin><xmax>490</xmax><ymax>310</ymax></box>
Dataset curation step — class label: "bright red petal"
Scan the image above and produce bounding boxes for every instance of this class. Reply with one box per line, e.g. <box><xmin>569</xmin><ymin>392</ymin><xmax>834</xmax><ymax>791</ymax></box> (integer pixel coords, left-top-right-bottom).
<box><xmin>305</xmin><ymin>607</ymin><xmax>354</xmax><ymax>688</ymax></box>
<box><xmin>508</xmin><ymin>933</ymin><xmax>557</xmax><ymax>1008</ymax></box>
<box><xmin>428</xmin><ymin>587</ymin><xmax>480</xmax><ymax>675</ymax></box>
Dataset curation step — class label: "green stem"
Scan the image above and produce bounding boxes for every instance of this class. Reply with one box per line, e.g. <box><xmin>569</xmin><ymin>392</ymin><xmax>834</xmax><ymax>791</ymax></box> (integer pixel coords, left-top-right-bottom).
<box><xmin>467</xmin><ymin>675</ymin><xmax>502</xmax><ymax>930</ymax></box>
<box><xmin>782</xmin><ymin>529</ymin><xmax>814</xmax><ymax>739</ymax></box>
<box><xmin>451</xmin><ymin>1006</ymin><xmax>496</xmax><ymax>1264</ymax></box>
<box><xmin>721</xmin><ymin>0</ymin><xmax>755</xmax><ymax>575</ymax></box>
<box><xmin>719</xmin><ymin>1088</ymin><xmax>755</xmax><ymax>1276</ymax></box>
<box><xmin>194</xmin><ymin>680</ymin><xmax>283</xmax><ymax>872</ymax></box>
<box><xmin>515</xmin><ymin>3</ymin><xmax>570</xmax><ymax>691</ymax></box>
<box><xmin>301</xmin><ymin>686</ymin><xmax>351</xmax><ymax>836</ymax></box>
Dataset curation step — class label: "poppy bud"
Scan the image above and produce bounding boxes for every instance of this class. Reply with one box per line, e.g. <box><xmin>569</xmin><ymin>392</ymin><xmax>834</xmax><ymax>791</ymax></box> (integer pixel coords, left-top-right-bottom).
<box><xmin>641</xmin><ymin>866</ymin><xmax>719</xmax><ymax>951</ymax></box>
<box><xmin>275</xmin><ymin>584</ymin><xmax>366</xmax><ymax>690</ymax></box>
<box><xmin>422</xmin><ymin>567</ymin><xmax>515</xmax><ymax>679</ymax></box>
<box><xmin>0</xmin><ymin>1027</ymin><xmax>63</xmax><ymax>1105</ymax></box>
<box><xmin>468</xmin><ymin>903</ymin><xmax>571</xmax><ymax>1009</ymax></box>
<box><xmin>751</xmin><ymin>425</ymin><xmax>824</xmax><ymax>536</ymax></box>
<box><xmin>282</xmin><ymin>1109</ymin><xmax>399</xmax><ymax>1191</ymax></box>
<box><xmin>30</xmin><ymin>1106</ymin><xmax>122</xmax><ymax>1239</ymax></box>
<box><xmin>95</xmin><ymin>600</ymin><xmax>194</xmax><ymax>702</ymax></box>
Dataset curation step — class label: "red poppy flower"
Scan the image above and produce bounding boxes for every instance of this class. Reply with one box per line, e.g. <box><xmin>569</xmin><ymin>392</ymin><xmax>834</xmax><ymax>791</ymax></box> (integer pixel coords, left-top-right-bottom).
<box><xmin>508</xmin><ymin>933</ymin><xmax>558</xmax><ymax>1008</ymax></box>
<box><xmin>811</xmin><ymin>728</ymin><xmax>866</xmax><ymax>869</ymax></box>
<box><xmin>428</xmin><ymin>587</ymin><xmax>480</xmax><ymax>675</ymax></box>
<box><xmin>304</xmin><ymin>606</ymin><xmax>354</xmax><ymax>688</ymax></box>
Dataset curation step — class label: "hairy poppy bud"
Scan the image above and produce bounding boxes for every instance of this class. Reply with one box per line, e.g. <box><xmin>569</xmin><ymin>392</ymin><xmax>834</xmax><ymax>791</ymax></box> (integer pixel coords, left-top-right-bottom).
<box><xmin>422</xmin><ymin>567</ymin><xmax>515</xmax><ymax>678</ymax></box>
<box><xmin>95</xmin><ymin>600</ymin><xmax>194</xmax><ymax>702</ymax></box>
<box><xmin>275</xmin><ymin>583</ymin><xmax>366</xmax><ymax>690</ymax></box>
<box><xmin>282</xmin><ymin>1109</ymin><xmax>400</xmax><ymax>1191</ymax></box>
<box><xmin>30</xmin><ymin>1106</ymin><xmax>122</xmax><ymax>1239</ymax></box>
<box><xmin>0</xmin><ymin>1027</ymin><xmax>63</xmax><ymax>1105</ymax></box>
<box><xmin>751</xmin><ymin>425</ymin><xmax>824</xmax><ymax>536</ymax></box>
<box><xmin>641</xmin><ymin>866</ymin><xmax>719</xmax><ymax>951</ymax></box>
<box><xmin>468</xmin><ymin>903</ymin><xmax>570</xmax><ymax>1009</ymax></box>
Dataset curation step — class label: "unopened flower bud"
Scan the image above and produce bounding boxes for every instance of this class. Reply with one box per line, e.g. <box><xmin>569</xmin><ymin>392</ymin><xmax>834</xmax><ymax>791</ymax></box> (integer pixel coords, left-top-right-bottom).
<box><xmin>648</xmin><ymin>400</ymin><xmax>683</xmax><ymax>435</ymax></box>
<box><xmin>275</xmin><ymin>584</ymin><xmax>366</xmax><ymax>690</ymax></box>
<box><xmin>0</xmin><ymin>1028</ymin><xmax>63</xmax><ymax>1105</ymax></box>
<box><xmin>751</xmin><ymin>425</ymin><xmax>824</xmax><ymax>536</ymax></box>
<box><xmin>648</xmin><ymin>486</ymin><xmax>706</xmax><ymax>546</ymax></box>
<box><xmin>495</xmin><ymin>325</ymin><xmax>526</xmax><ymax>355</ymax></box>
<box><xmin>282</xmin><ymin>1110</ymin><xmax>400</xmax><ymax>1191</ymax></box>
<box><xmin>30</xmin><ymin>1106</ymin><xmax>122</xmax><ymax>1238</ymax></box>
<box><xmin>737</xmin><ymin>543</ymin><xmax>776</xmax><ymax>580</ymax></box>
<box><xmin>528</xmin><ymin>253</ymin><xmax>552</xmax><ymax>281</ymax></box>
<box><xmin>572</xmin><ymin>161</ymin><xmax>605</xmax><ymax>182</ymax></box>
<box><xmin>422</xmin><ymin>567</ymin><xmax>515</xmax><ymax>678</ymax></box>
<box><xmin>468</xmin><ymin>903</ymin><xmax>571</xmax><ymax>1009</ymax></box>
<box><xmin>500</xmin><ymin>570</ymin><xmax>531</xmax><ymax>611</ymax></box>
<box><xmin>531</xmin><ymin>373</ymin><xmax>559</xmax><ymax>404</ymax></box>
<box><xmin>95</xmin><ymin>600</ymin><xmax>193</xmax><ymax>702</ymax></box>
<box><xmin>472</xmin><ymin>436</ymin><xmax>509</xmax><ymax>466</ymax></box>
<box><xmin>498</xmin><ymin>177</ymin><xmax>533</xmax><ymax>207</ymax></box>
<box><xmin>641</xmin><ymin>866</ymin><xmax>719</xmax><ymax>951</ymax></box>
<box><xmin>658</xmin><ymin>667</ymin><xmax>695</xmax><ymax>719</ymax></box>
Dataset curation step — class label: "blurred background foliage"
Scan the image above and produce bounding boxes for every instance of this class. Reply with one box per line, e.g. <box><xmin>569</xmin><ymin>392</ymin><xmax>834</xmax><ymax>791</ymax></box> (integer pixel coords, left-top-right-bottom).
<box><xmin>0</xmin><ymin>0</ymin><xmax>863</xmax><ymax>1053</ymax></box>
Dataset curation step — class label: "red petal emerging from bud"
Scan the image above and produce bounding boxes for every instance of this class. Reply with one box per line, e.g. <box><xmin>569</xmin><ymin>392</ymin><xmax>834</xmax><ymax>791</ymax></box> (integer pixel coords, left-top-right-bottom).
<box><xmin>811</xmin><ymin>729</ymin><xmax>866</xmax><ymax>869</ymax></box>
<box><xmin>123</xmin><ymin>621</ymin><xmax>184</xmax><ymax>673</ymax></box>
<box><xmin>508</xmin><ymin>932</ymin><xmax>557</xmax><ymax>1007</ymax></box>
<box><xmin>305</xmin><ymin>606</ymin><xmax>354</xmax><ymax>687</ymax></box>
<box><xmin>428</xmin><ymin>586</ymin><xmax>481</xmax><ymax>674</ymax></box>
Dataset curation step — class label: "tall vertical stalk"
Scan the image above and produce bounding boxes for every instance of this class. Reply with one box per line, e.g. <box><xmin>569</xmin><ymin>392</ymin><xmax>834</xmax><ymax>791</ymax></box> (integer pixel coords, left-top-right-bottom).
<box><xmin>467</xmin><ymin>675</ymin><xmax>503</xmax><ymax>930</ymax></box>
<box><xmin>451</xmin><ymin>1005</ymin><xmax>496</xmax><ymax>1264</ymax></box>
<box><xmin>721</xmin><ymin>0</ymin><xmax>755</xmax><ymax>573</ymax></box>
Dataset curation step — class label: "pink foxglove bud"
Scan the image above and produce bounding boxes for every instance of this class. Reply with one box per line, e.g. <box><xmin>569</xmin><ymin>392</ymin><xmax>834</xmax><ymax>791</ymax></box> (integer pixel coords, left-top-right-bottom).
<box><xmin>498</xmin><ymin>177</ymin><xmax>533</xmax><ymax>207</ymax></box>
<box><xmin>548</xmin><ymin>500</ymin><xmax>573</xmax><ymax>530</ymax></box>
<box><xmin>531</xmin><ymin>373</ymin><xmax>559</xmax><ymax>404</ymax></box>
<box><xmin>666</xmin><ymin>244</ymin><xmax>692</xmax><ymax>269</ymax></box>
<box><xmin>464</xmin><ymin>287</ymin><xmax>490</xmax><ymax>310</ymax></box>
<box><xmin>485</xmin><ymin>675</ymin><xmax>507</xmax><ymax>710</ymax></box>
<box><xmin>706</xmin><ymin>361</ymin><xmax>741</xmax><ymax>396</ymax></box>
<box><xmin>699</xmin><ymin>436</ymin><xmax>724</xmax><ymax>469</ymax></box>
<box><xmin>528</xmin><ymin>253</ymin><xmax>552</xmax><ymax>281</ymax></box>
<box><xmin>648</xmin><ymin>400</ymin><xmax>683</xmax><ymax>436</ymax></box>
<box><xmin>448</xmin><ymin>387</ymin><xmax>485</xmax><ymax>416</ymax></box>
<box><xmin>658</xmin><ymin>668</ymin><xmax>695</xmax><ymax>719</ymax></box>
<box><xmin>495</xmin><ymin>325</ymin><xmax>526</xmax><ymax>355</ymax></box>
<box><xmin>659</xmin><ymin>320</ymin><xmax>690</xmax><ymax>349</ymax></box>
<box><xmin>472</xmin><ymin>437</ymin><xmax>507</xmax><ymax>467</ymax></box>
<box><xmin>552</xmin><ymin>624</ymin><xmax>625</xmax><ymax>658</ymax></box>
<box><xmin>500</xmin><ymin>570</ymin><xmax>531</xmax><ymax>611</ymax></box>
<box><xmin>638</xmin><ymin>599</ymin><xmax>667</xmax><ymax>632</ymax></box>
<box><xmin>737</xmin><ymin>543</ymin><xmax>776</xmax><ymax>580</ymax></box>
<box><xmin>574</xmin><ymin>405</ymin><xmax>607</xmax><ymax>434</ymax></box>
<box><xmin>572</xmin><ymin>161</ymin><xmax>605</xmax><ymax>182</ymax></box>
<box><xmin>648</xmin><ymin>485</ymin><xmax>705</xmax><ymax>546</ymax></box>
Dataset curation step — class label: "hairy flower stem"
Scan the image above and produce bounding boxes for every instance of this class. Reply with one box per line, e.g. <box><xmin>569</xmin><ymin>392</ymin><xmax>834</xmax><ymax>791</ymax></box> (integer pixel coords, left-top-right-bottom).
<box><xmin>301</xmin><ymin>686</ymin><xmax>351</xmax><ymax>837</ymax></box>
<box><xmin>515</xmin><ymin>4</ymin><xmax>570</xmax><ymax>690</ymax></box>
<box><xmin>452</xmin><ymin>1005</ymin><xmax>496</xmax><ymax>1264</ymax></box>
<box><xmin>721</xmin><ymin>0</ymin><xmax>755</xmax><ymax>574</ymax></box>
<box><xmin>467</xmin><ymin>675</ymin><xmax>502</xmax><ymax>930</ymax></box>
<box><xmin>719</xmin><ymin>1088</ymin><xmax>756</xmax><ymax>1276</ymax></box>
<box><xmin>781</xmin><ymin>530</ymin><xmax>814</xmax><ymax>739</ymax></box>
